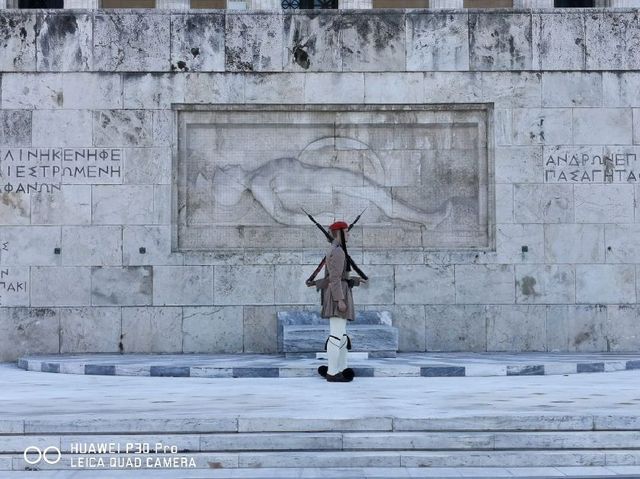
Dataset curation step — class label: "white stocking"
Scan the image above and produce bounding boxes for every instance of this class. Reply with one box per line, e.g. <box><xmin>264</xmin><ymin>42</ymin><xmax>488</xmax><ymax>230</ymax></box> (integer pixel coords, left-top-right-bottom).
<box><xmin>327</xmin><ymin>317</ymin><xmax>347</xmax><ymax>376</ymax></box>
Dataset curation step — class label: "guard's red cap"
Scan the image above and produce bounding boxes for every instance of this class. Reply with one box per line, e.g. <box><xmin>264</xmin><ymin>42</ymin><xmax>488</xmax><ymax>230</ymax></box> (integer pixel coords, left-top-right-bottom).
<box><xmin>329</xmin><ymin>221</ymin><xmax>349</xmax><ymax>231</ymax></box>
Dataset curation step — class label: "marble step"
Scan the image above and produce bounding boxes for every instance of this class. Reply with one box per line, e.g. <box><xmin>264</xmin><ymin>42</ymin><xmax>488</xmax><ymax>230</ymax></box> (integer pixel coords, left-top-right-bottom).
<box><xmin>283</xmin><ymin>324</ymin><xmax>398</xmax><ymax>355</ymax></box>
<box><xmin>3</xmin><ymin>450</ymin><xmax>640</xmax><ymax>470</ymax></box>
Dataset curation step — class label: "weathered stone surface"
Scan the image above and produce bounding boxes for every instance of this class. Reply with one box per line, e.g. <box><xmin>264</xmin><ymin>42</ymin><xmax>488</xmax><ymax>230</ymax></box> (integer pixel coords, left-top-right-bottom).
<box><xmin>283</xmin><ymin>324</ymin><xmax>398</xmax><ymax>354</ymax></box>
<box><xmin>59</xmin><ymin>307</ymin><xmax>121</xmax><ymax>353</ymax></box>
<box><xmin>170</xmin><ymin>13</ymin><xmax>225</xmax><ymax>72</ymax></box>
<box><xmin>0</xmin><ymin>308</ymin><xmax>59</xmax><ymax>361</ymax></box>
<box><xmin>37</xmin><ymin>13</ymin><xmax>92</xmax><ymax>72</ymax></box>
<box><xmin>0</xmin><ymin>13</ymin><xmax>37</xmax><ymax>72</ymax></box>
<box><xmin>496</xmin><ymin>224</ymin><xmax>544</xmax><ymax>264</ymax></box>
<box><xmin>406</xmin><ymin>12</ymin><xmax>468</xmax><ymax>72</ymax></box>
<box><xmin>93</xmin><ymin>110</ymin><xmax>154</xmax><ymax>147</ymax></box>
<box><xmin>511</xmin><ymin>108</ymin><xmax>573</xmax><ymax>145</ymax></box>
<box><xmin>469</xmin><ymin>13</ymin><xmax>532</xmax><ymax>71</ymax></box>
<box><xmin>225</xmin><ymin>13</ymin><xmax>284</xmax><ymax>72</ymax></box>
<box><xmin>31</xmin><ymin>267</ymin><xmax>91</xmax><ymax>306</ymax></box>
<box><xmin>487</xmin><ymin>305</ymin><xmax>546</xmax><ymax>352</ymax></box>
<box><xmin>424</xmin><ymin>72</ymin><xmax>482</xmax><ymax>103</ymax></box>
<box><xmin>153</xmin><ymin>110</ymin><xmax>173</xmax><ymax>147</ymax></box>
<box><xmin>574</xmin><ymin>184</ymin><xmax>634</xmax><ymax>224</ymax></box>
<box><xmin>604</xmin><ymin>73</ymin><xmax>640</xmax><ymax>108</ymax></box>
<box><xmin>91</xmin><ymin>266</ymin><xmax>153</xmax><ymax>306</ymax></box>
<box><xmin>455</xmin><ymin>265</ymin><xmax>515</xmax><ymax>305</ymax></box>
<box><xmin>0</xmin><ymin>266</ymin><xmax>29</xmax><ymax>306</ymax></box>
<box><xmin>425</xmin><ymin>305</ymin><xmax>487</xmax><ymax>352</ymax></box>
<box><xmin>353</xmin><ymin>265</ymin><xmax>394</xmax><ymax>305</ymax></box>
<box><xmin>495</xmin><ymin>146</ymin><xmax>543</xmax><ymax>184</ymax></box>
<box><xmin>31</xmin><ymin>185</ymin><xmax>91</xmax><ymax>226</ymax></box>
<box><xmin>121</xmin><ymin>307</ymin><xmax>182</xmax><ymax>353</ymax></box>
<box><xmin>243</xmin><ymin>306</ymin><xmax>277</xmax><ymax>353</ymax></box>
<box><xmin>516</xmin><ymin>265</ymin><xmax>575</xmax><ymax>305</ymax></box>
<box><xmin>124</xmin><ymin>148</ymin><xmax>171</xmax><ymax>185</ymax></box>
<box><xmin>153</xmin><ymin>266</ymin><xmax>213</xmax><ymax>306</ymax></box>
<box><xmin>395</xmin><ymin>264</ymin><xmax>455</xmax><ymax>305</ymax></box>
<box><xmin>92</xmin><ymin>185</ymin><xmax>155</xmax><ymax>225</ymax></box>
<box><xmin>340</xmin><ymin>13</ymin><xmax>405</xmax><ymax>72</ymax></box>
<box><xmin>514</xmin><ymin>184</ymin><xmax>574</xmax><ymax>223</ymax></box>
<box><xmin>533</xmin><ymin>13</ymin><xmax>586</xmax><ymax>70</ymax></box>
<box><xmin>545</xmin><ymin>224</ymin><xmax>605</xmax><ymax>264</ymax></box>
<box><xmin>182</xmin><ymin>72</ymin><xmax>245</xmax><ymax>103</ymax></box>
<box><xmin>573</xmin><ymin>108</ymin><xmax>633</xmax><ymax>145</ymax></box>
<box><xmin>183</xmin><ymin>306</ymin><xmax>243</xmax><ymax>353</ymax></box>
<box><xmin>0</xmin><ymin>226</ymin><xmax>61</xmax><ymax>266</ymax></box>
<box><xmin>1</xmin><ymin>73</ymin><xmax>63</xmax><ymax>109</ymax></box>
<box><xmin>482</xmin><ymin>72</ymin><xmax>541</xmax><ymax>108</ymax></box>
<box><xmin>62</xmin><ymin>73</ymin><xmax>122</xmax><ymax>109</ymax></box>
<box><xmin>214</xmin><ymin>265</ymin><xmax>275</xmax><ymax>305</ymax></box>
<box><xmin>274</xmin><ymin>265</ymin><xmax>316</xmax><ymax>305</ymax></box>
<box><xmin>391</xmin><ymin>305</ymin><xmax>425</xmax><ymax>352</ymax></box>
<box><xmin>245</xmin><ymin>73</ymin><xmax>305</xmax><ymax>103</ymax></box>
<box><xmin>32</xmin><ymin>110</ymin><xmax>92</xmax><ymax>147</ymax></box>
<box><xmin>123</xmin><ymin>74</ymin><xmax>184</xmax><ymax>109</ymax></box>
<box><xmin>61</xmin><ymin>226</ymin><xmax>122</xmax><ymax>266</ymax></box>
<box><xmin>0</xmin><ymin>110</ymin><xmax>31</xmax><ymax>147</ymax></box>
<box><xmin>585</xmin><ymin>12</ymin><xmax>640</xmax><ymax>70</ymax></box>
<box><xmin>304</xmin><ymin>72</ymin><xmax>364</xmax><ymax>103</ymax></box>
<box><xmin>153</xmin><ymin>184</ymin><xmax>172</xmax><ymax>225</ymax></box>
<box><xmin>495</xmin><ymin>184</ymin><xmax>514</xmax><ymax>224</ymax></box>
<box><xmin>122</xmin><ymin>225</ymin><xmax>183</xmax><ymax>266</ymax></box>
<box><xmin>282</xmin><ymin>13</ymin><xmax>341</xmax><ymax>72</ymax></box>
<box><xmin>576</xmin><ymin>264</ymin><xmax>635</xmax><ymax>304</ymax></box>
<box><xmin>546</xmin><ymin>305</ymin><xmax>607</xmax><ymax>352</ymax></box>
<box><xmin>606</xmin><ymin>224</ymin><xmax>640</xmax><ymax>263</ymax></box>
<box><xmin>542</xmin><ymin>72</ymin><xmax>602</xmax><ymax>107</ymax></box>
<box><xmin>364</xmin><ymin>73</ymin><xmax>423</xmax><ymax>103</ymax></box>
<box><xmin>0</xmin><ymin>192</ymin><xmax>30</xmax><ymax>225</ymax></box>
<box><xmin>606</xmin><ymin>305</ymin><xmax>640</xmax><ymax>352</ymax></box>
<box><xmin>93</xmin><ymin>13</ymin><xmax>170</xmax><ymax>72</ymax></box>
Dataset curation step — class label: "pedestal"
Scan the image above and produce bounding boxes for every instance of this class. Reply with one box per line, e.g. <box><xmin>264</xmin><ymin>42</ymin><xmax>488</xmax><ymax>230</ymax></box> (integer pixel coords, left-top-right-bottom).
<box><xmin>156</xmin><ymin>0</ymin><xmax>190</xmax><ymax>8</ymax></box>
<box><xmin>339</xmin><ymin>0</ymin><xmax>373</xmax><ymax>8</ymax></box>
<box><xmin>430</xmin><ymin>0</ymin><xmax>464</xmax><ymax>8</ymax></box>
<box><xmin>64</xmin><ymin>0</ymin><xmax>99</xmax><ymax>7</ymax></box>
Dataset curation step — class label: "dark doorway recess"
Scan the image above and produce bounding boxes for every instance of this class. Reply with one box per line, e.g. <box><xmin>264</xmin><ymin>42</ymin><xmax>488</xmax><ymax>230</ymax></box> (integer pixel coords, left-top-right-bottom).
<box><xmin>19</xmin><ymin>0</ymin><xmax>63</xmax><ymax>7</ymax></box>
<box><xmin>554</xmin><ymin>0</ymin><xmax>594</xmax><ymax>6</ymax></box>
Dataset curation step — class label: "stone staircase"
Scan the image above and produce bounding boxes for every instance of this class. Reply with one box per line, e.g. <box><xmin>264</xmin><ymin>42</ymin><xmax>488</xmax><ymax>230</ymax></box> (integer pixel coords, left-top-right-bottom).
<box><xmin>2</xmin><ymin>415</ymin><xmax>640</xmax><ymax>474</ymax></box>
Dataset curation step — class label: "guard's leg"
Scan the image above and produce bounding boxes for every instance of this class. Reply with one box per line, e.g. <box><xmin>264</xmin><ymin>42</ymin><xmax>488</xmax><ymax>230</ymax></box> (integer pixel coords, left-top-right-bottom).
<box><xmin>327</xmin><ymin>317</ymin><xmax>347</xmax><ymax>376</ymax></box>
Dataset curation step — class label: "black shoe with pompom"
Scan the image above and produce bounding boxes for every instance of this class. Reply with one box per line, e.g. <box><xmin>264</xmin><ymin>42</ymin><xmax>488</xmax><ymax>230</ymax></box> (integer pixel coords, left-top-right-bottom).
<box><xmin>317</xmin><ymin>365</ymin><xmax>328</xmax><ymax>378</ymax></box>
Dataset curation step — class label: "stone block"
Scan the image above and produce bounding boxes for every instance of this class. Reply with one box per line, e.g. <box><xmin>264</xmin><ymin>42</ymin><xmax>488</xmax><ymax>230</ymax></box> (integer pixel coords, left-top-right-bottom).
<box><xmin>455</xmin><ymin>265</ymin><xmax>515</xmax><ymax>305</ymax></box>
<box><xmin>121</xmin><ymin>307</ymin><xmax>182</xmax><ymax>353</ymax></box>
<box><xmin>395</xmin><ymin>264</ymin><xmax>455</xmax><ymax>305</ymax></box>
<box><xmin>364</xmin><ymin>73</ymin><xmax>423</xmax><ymax>103</ymax></box>
<box><xmin>546</xmin><ymin>305</ymin><xmax>607</xmax><ymax>352</ymax></box>
<box><xmin>59</xmin><ymin>307</ymin><xmax>121</xmax><ymax>353</ymax></box>
<box><xmin>61</xmin><ymin>226</ymin><xmax>122</xmax><ymax>266</ymax></box>
<box><xmin>425</xmin><ymin>305</ymin><xmax>487</xmax><ymax>352</ymax></box>
<box><xmin>482</xmin><ymin>72</ymin><xmax>542</xmax><ymax>108</ymax></box>
<box><xmin>606</xmin><ymin>224</ymin><xmax>640</xmax><ymax>263</ymax></box>
<box><xmin>352</xmin><ymin>265</ymin><xmax>394</xmax><ymax>305</ymax></box>
<box><xmin>282</xmin><ymin>13</ymin><xmax>341</xmax><ymax>72</ymax></box>
<box><xmin>636</xmin><ymin>109</ymin><xmax>640</xmax><ymax>145</ymax></box>
<box><xmin>91</xmin><ymin>266</ymin><xmax>153</xmax><ymax>306</ymax></box>
<box><xmin>123</xmin><ymin>225</ymin><xmax>183</xmax><ymax>266</ymax></box>
<box><xmin>495</xmin><ymin>184</ymin><xmax>514</xmax><ymax>224</ymax></box>
<box><xmin>516</xmin><ymin>265</ymin><xmax>575</xmax><ymax>305</ymax></box>
<box><xmin>574</xmin><ymin>184</ymin><xmax>634</xmax><ymax>223</ymax></box>
<box><xmin>153</xmin><ymin>110</ymin><xmax>173</xmax><ymax>147</ymax></box>
<box><xmin>62</xmin><ymin>73</ymin><xmax>122</xmax><ymax>109</ymax></box>
<box><xmin>533</xmin><ymin>12</ymin><xmax>586</xmax><ymax>70</ymax></box>
<box><xmin>153</xmin><ymin>265</ymin><xmax>213</xmax><ymax>306</ymax></box>
<box><xmin>604</xmin><ymin>73</ymin><xmax>640</xmax><ymax>108</ymax></box>
<box><xmin>0</xmin><ymin>267</ymin><xmax>29</xmax><ymax>306</ymax></box>
<box><xmin>585</xmin><ymin>12</ymin><xmax>640</xmax><ymax>70</ymax></box>
<box><xmin>391</xmin><ymin>305</ymin><xmax>425</xmax><ymax>352</ymax></box>
<box><xmin>32</xmin><ymin>110</ymin><xmax>92</xmax><ymax>148</ymax></box>
<box><xmin>424</xmin><ymin>72</ymin><xmax>483</xmax><ymax>103</ymax></box>
<box><xmin>93</xmin><ymin>110</ymin><xmax>154</xmax><ymax>147</ymax></box>
<box><xmin>0</xmin><ymin>192</ymin><xmax>30</xmax><ymax>225</ymax></box>
<box><xmin>183</xmin><ymin>306</ymin><xmax>243</xmax><ymax>353</ymax></box>
<box><xmin>573</xmin><ymin>108</ymin><xmax>633</xmax><ymax>145</ymax></box>
<box><xmin>0</xmin><ymin>226</ymin><xmax>61</xmax><ymax>266</ymax></box>
<box><xmin>245</xmin><ymin>73</ymin><xmax>305</xmax><ymax>104</ymax></box>
<box><xmin>0</xmin><ymin>110</ymin><xmax>31</xmax><ymax>147</ymax></box>
<box><xmin>182</xmin><ymin>72</ymin><xmax>245</xmax><ymax>104</ymax></box>
<box><xmin>36</xmin><ymin>13</ymin><xmax>92</xmax><ymax>72</ymax></box>
<box><xmin>92</xmin><ymin>185</ymin><xmax>155</xmax><ymax>225</ymax></box>
<box><xmin>31</xmin><ymin>267</ymin><xmax>91</xmax><ymax>306</ymax></box>
<box><xmin>511</xmin><ymin>108</ymin><xmax>573</xmax><ymax>146</ymax></box>
<box><xmin>283</xmin><ymin>324</ymin><xmax>398</xmax><ymax>355</ymax></box>
<box><xmin>514</xmin><ymin>184</ymin><xmax>574</xmax><ymax>223</ymax></box>
<box><xmin>94</xmin><ymin>13</ymin><xmax>170</xmax><ymax>72</ymax></box>
<box><xmin>170</xmin><ymin>13</ymin><xmax>225</xmax><ymax>72</ymax></box>
<box><xmin>469</xmin><ymin>13</ymin><xmax>532</xmax><ymax>71</ymax></box>
<box><xmin>0</xmin><ymin>308</ymin><xmax>59</xmax><ymax>361</ymax></box>
<box><xmin>0</xmin><ymin>13</ymin><xmax>37</xmax><ymax>72</ymax></box>
<box><xmin>545</xmin><ymin>224</ymin><xmax>605</xmax><ymax>264</ymax></box>
<box><xmin>124</xmin><ymin>148</ymin><xmax>171</xmax><ymax>185</ymax></box>
<box><xmin>606</xmin><ymin>305</ymin><xmax>640</xmax><ymax>352</ymax></box>
<box><xmin>31</xmin><ymin>185</ymin><xmax>92</xmax><ymax>225</ymax></box>
<box><xmin>225</xmin><ymin>13</ymin><xmax>284</xmax><ymax>72</ymax></box>
<box><xmin>487</xmin><ymin>305</ymin><xmax>546</xmax><ymax>352</ymax></box>
<box><xmin>576</xmin><ymin>264</ymin><xmax>635</xmax><ymax>304</ymax></box>
<box><xmin>496</xmin><ymin>224</ymin><xmax>544</xmax><ymax>264</ymax></box>
<box><xmin>214</xmin><ymin>265</ymin><xmax>275</xmax><ymax>305</ymax></box>
<box><xmin>304</xmin><ymin>73</ymin><xmax>364</xmax><ymax>103</ymax></box>
<box><xmin>406</xmin><ymin>12</ymin><xmax>469</xmax><ymax>72</ymax></box>
<box><xmin>274</xmin><ymin>265</ymin><xmax>316</xmax><ymax>305</ymax></box>
<box><xmin>1</xmin><ymin>73</ymin><xmax>63</xmax><ymax>109</ymax></box>
<box><xmin>153</xmin><ymin>185</ymin><xmax>172</xmax><ymax>225</ymax></box>
<box><xmin>542</xmin><ymin>72</ymin><xmax>602</xmax><ymax>107</ymax></box>
<box><xmin>495</xmin><ymin>146</ymin><xmax>543</xmax><ymax>184</ymax></box>
<box><xmin>340</xmin><ymin>13</ymin><xmax>405</xmax><ymax>72</ymax></box>
<box><xmin>123</xmin><ymin>74</ymin><xmax>184</xmax><ymax>109</ymax></box>
<box><xmin>243</xmin><ymin>305</ymin><xmax>277</xmax><ymax>353</ymax></box>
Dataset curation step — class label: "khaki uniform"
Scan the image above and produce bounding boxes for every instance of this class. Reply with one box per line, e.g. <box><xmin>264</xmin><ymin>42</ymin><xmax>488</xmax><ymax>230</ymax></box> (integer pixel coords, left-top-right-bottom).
<box><xmin>319</xmin><ymin>241</ymin><xmax>360</xmax><ymax>321</ymax></box>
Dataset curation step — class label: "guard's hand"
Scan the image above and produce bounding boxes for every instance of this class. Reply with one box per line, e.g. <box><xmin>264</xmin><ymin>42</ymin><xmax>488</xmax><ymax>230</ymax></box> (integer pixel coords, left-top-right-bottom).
<box><xmin>361</xmin><ymin>279</ymin><xmax>368</xmax><ymax>285</ymax></box>
<box><xmin>338</xmin><ymin>300</ymin><xmax>347</xmax><ymax>313</ymax></box>
<box><xmin>305</xmin><ymin>280</ymin><xmax>314</xmax><ymax>288</ymax></box>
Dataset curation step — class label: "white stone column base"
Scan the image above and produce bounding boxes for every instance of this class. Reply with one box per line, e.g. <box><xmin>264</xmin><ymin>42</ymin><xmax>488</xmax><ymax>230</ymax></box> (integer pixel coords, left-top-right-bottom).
<box><xmin>339</xmin><ymin>0</ymin><xmax>373</xmax><ymax>8</ymax></box>
<box><xmin>513</xmin><ymin>0</ymin><xmax>554</xmax><ymax>6</ymax></box>
<box><xmin>430</xmin><ymin>0</ymin><xmax>463</xmax><ymax>8</ymax></box>
<box><xmin>64</xmin><ymin>0</ymin><xmax>99</xmax><ymax>7</ymax></box>
<box><xmin>250</xmin><ymin>0</ymin><xmax>281</xmax><ymax>8</ymax></box>
<box><xmin>156</xmin><ymin>0</ymin><xmax>190</xmax><ymax>8</ymax></box>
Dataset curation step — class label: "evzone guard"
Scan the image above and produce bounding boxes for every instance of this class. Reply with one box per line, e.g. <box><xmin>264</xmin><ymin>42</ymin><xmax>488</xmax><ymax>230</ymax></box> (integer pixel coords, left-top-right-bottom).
<box><xmin>304</xmin><ymin>210</ymin><xmax>368</xmax><ymax>383</ymax></box>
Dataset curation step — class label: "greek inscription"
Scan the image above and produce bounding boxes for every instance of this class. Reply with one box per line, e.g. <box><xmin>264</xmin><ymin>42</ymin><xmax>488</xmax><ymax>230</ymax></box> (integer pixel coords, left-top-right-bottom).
<box><xmin>0</xmin><ymin>268</ymin><xmax>28</xmax><ymax>306</ymax></box>
<box><xmin>545</xmin><ymin>152</ymin><xmax>638</xmax><ymax>183</ymax></box>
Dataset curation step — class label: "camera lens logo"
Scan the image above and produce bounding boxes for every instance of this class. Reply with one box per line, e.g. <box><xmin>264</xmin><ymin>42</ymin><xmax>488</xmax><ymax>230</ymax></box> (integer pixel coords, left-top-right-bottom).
<box><xmin>24</xmin><ymin>446</ymin><xmax>62</xmax><ymax>465</ymax></box>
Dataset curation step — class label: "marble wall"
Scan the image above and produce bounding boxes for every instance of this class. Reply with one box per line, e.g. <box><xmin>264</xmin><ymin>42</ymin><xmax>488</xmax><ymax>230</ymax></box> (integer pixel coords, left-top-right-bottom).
<box><xmin>1</xmin><ymin>9</ymin><xmax>640</xmax><ymax>360</ymax></box>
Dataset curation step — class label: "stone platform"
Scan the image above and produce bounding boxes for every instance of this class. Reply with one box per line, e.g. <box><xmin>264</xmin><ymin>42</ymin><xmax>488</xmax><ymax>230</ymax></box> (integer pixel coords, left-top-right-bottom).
<box><xmin>16</xmin><ymin>352</ymin><xmax>640</xmax><ymax>378</ymax></box>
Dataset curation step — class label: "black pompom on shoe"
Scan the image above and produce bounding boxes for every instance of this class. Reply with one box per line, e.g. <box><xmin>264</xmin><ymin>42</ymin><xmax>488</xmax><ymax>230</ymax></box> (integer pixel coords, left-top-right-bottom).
<box><xmin>341</xmin><ymin>368</ymin><xmax>354</xmax><ymax>381</ymax></box>
<box><xmin>326</xmin><ymin>372</ymin><xmax>350</xmax><ymax>382</ymax></box>
<box><xmin>317</xmin><ymin>365</ymin><xmax>328</xmax><ymax>378</ymax></box>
